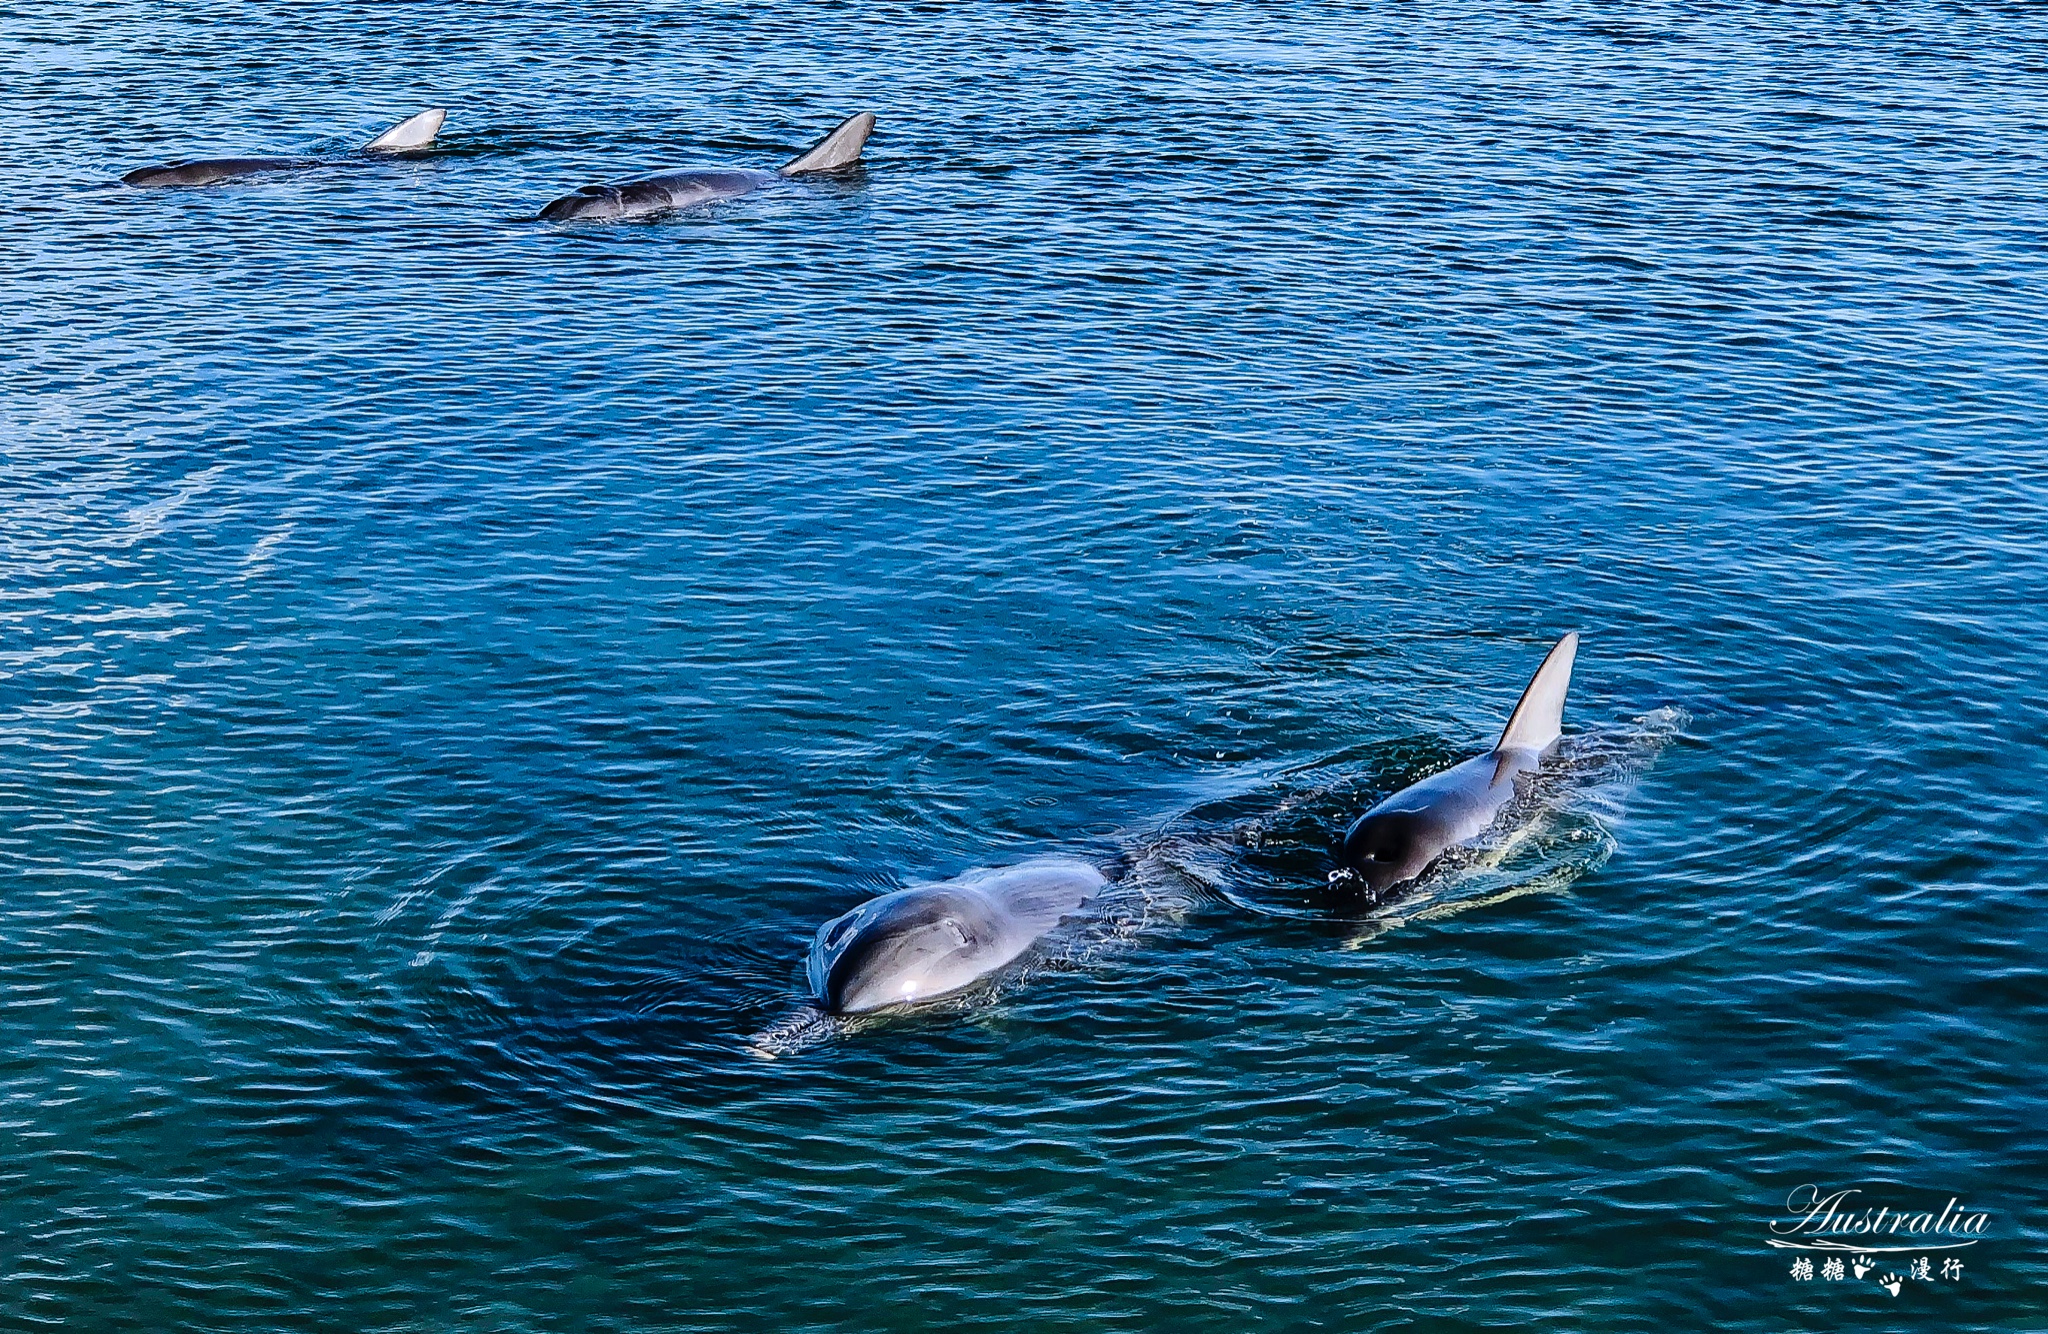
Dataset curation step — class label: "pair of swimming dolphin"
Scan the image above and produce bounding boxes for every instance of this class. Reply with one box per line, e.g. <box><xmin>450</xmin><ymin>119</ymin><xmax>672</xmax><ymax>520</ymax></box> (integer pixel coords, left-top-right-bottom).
<box><xmin>810</xmin><ymin>633</ymin><xmax>1582</xmax><ymax>1016</ymax></box>
<box><xmin>120</xmin><ymin>108</ymin><xmax>878</xmax><ymax>220</ymax></box>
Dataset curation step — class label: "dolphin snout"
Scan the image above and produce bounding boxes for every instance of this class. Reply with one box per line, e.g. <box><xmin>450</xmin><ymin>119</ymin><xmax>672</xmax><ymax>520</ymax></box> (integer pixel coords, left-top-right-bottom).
<box><xmin>538</xmin><ymin>187</ymin><xmax>619</xmax><ymax>222</ymax></box>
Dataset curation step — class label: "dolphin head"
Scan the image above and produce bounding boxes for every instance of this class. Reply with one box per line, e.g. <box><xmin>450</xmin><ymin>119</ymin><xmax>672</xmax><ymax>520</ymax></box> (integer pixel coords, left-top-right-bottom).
<box><xmin>1334</xmin><ymin>808</ymin><xmax>1440</xmax><ymax>898</ymax></box>
<box><xmin>538</xmin><ymin>185</ymin><xmax>624</xmax><ymax>222</ymax></box>
<box><xmin>810</xmin><ymin>887</ymin><xmax>1001</xmax><ymax>1015</ymax></box>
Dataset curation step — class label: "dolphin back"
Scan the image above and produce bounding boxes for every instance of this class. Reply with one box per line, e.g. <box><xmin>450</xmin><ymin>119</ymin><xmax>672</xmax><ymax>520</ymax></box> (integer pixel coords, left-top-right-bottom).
<box><xmin>963</xmin><ymin>859</ymin><xmax>1104</xmax><ymax>935</ymax></box>
<box><xmin>1494</xmin><ymin>633</ymin><xmax>1578</xmax><ymax>754</ymax></box>
<box><xmin>778</xmin><ymin>112</ymin><xmax>876</xmax><ymax>176</ymax></box>
<box><xmin>121</xmin><ymin>157</ymin><xmax>310</xmax><ymax>187</ymax></box>
<box><xmin>363</xmin><ymin>108</ymin><xmax>447</xmax><ymax>152</ymax></box>
<box><xmin>122</xmin><ymin>108</ymin><xmax>445</xmax><ymax>188</ymax></box>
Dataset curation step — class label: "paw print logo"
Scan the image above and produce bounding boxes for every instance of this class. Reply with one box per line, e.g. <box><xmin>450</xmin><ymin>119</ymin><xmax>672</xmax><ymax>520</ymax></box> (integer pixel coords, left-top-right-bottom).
<box><xmin>1851</xmin><ymin>1255</ymin><xmax>1876</xmax><ymax>1280</ymax></box>
<box><xmin>1878</xmin><ymin>1271</ymin><xmax>1903</xmax><ymax>1297</ymax></box>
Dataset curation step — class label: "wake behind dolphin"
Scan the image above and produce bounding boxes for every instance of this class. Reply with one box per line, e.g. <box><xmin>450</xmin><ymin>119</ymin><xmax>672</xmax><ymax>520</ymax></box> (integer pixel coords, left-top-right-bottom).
<box><xmin>537</xmin><ymin>111</ymin><xmax>875</xmax><ymax>222</ymax></box>
<box><xmin>121</xmin><ymin>109</ymin><xmax>447</xmax><ymax>187</ymax></box>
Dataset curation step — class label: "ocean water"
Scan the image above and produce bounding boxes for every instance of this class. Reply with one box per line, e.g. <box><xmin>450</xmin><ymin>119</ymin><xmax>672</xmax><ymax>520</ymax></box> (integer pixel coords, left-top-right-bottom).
<box><xmin>5</xmin><ymin>3</ymin><xmax>2045</xmax><ymax>1330</ymax></box>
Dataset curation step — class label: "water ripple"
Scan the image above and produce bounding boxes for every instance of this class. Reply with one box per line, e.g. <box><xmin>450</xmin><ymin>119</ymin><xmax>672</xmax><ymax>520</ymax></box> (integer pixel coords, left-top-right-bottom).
<box><xmin>4</xmin><ymin>2</ymin><xmax>2047</xmax><ymax>1329</ymax></box>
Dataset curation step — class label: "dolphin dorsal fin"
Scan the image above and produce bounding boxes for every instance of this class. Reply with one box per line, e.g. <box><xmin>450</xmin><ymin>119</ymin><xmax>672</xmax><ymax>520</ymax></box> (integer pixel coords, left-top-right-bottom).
<box><xmin>364</xmin><ymin>108</ymin><xmax>447</xmax><ymax>152</ymax></box>
<box><xmin>778</xmin><ymin>112</ymin><xmax>876</xmax><ymax>176</ymax></box>
<box><xmin>1494</xmin><ymin>633</ymin><xmax>1579</xmax><ymax>754</ymax></box>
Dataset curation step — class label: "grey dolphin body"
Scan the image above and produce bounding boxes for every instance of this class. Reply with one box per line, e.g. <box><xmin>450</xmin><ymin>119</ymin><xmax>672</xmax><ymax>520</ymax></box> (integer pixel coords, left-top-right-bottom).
<box><xmin>121</xmin><ymin>108</ymin><xmax>447</xmax><ymax>187</ymax></box>
<box><xmin>537</xmin><ymin>111</ymin><xmax>875</xmax><ymax>222</ymax></box>
<box><xmin>1334</xmin><ymin>634</ymin><xmax>1580</xmax><ymax>900</ymax></box>
<box><xmin>806</xmin><ymin>858</ymin><xmax>1103</xmax><ymax>1014</ymax></box>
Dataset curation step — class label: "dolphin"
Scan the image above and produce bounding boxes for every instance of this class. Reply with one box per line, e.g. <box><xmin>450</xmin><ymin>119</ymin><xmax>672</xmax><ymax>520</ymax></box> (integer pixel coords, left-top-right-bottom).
<box><xmin>1332</xmin><ymin>633</ymin><xmax>1580</xmax><ymax>901</ymax></box>
<box><xmin>536</xmin><ymin>111</ymin><xmax>875</xmax><ymax>222</ymax></box>
<box><xmin>806</xmin><ymin>857</ymin><xmax>1103</xmax><ymax>1014</ymax></box>
<box><xmin>121</xmin><ymin>108</ymin><xmax>447</xmax><ymax>187</ymax></box>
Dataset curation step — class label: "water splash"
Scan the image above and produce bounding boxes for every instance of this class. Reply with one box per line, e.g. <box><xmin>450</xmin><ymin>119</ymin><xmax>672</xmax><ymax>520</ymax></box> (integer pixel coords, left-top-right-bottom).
<box><xmin>1199</xmin><ymin>707</ymin><xmax>1690</xmax><ymax>937</ymax></box>
<box><xmin>745</xmin><ymin>1004</ymin><xmax>840</xmax><ymax>1060</ymax></box>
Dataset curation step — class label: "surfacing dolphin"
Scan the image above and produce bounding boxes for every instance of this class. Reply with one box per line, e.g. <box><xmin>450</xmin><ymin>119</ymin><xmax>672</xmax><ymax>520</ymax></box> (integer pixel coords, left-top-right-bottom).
<box><xmin>121</xmin><ymin>109</ymin><xmax>446</xmax><ymax>187</ymax></box>
<box><xmin>1332</xmin><ymin>633</ymin><xmax>1580</xmax><ymax>902</ymax></box>
<box><xmin>536</xmin><ymin>111</ymin><xmax>875</xmax><ymax>222</ymax></box>
<box><xmin>807</xmin><ymin>858</ymin><xmax>1103</xmax><ymax>1014</ymax></box>
<box><xmin>121</xmin><ymin>108</ymin><xmax>447</xmax><ymax>188</ymax></box>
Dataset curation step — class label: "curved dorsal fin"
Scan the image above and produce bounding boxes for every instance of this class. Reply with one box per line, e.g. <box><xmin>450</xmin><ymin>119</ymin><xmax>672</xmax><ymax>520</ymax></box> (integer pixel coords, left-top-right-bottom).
<box><xmin>778</xmin><ymin>112</ymin><xmax>876</xmax><ymax>176</ymax></box>
<box><xmin>363</xmin><ymin>108</ymin><xmax>447</xmax><ymax>152</ymax></box>
<box><xmin>1494</xmin><ymin>633</ymin><xmax>1578</xmax><ymax>754</ymax></box>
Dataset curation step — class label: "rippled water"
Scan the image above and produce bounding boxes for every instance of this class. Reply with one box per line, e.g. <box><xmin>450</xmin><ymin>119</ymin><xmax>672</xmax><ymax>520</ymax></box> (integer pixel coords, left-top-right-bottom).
<box><xmin>6</xmin><ymin>4</ymin><xmax>2046</xmax><ymax>1329</ymax></box>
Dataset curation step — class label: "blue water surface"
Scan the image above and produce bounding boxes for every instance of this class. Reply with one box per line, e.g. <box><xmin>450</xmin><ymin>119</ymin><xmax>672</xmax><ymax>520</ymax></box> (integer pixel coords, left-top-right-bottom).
<box><xmin>4</xmin><ymin>3</ymin><xmax>2045</xmax><ymax>1330</ymax></box>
